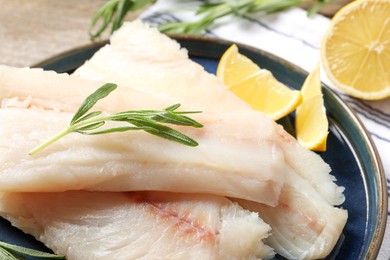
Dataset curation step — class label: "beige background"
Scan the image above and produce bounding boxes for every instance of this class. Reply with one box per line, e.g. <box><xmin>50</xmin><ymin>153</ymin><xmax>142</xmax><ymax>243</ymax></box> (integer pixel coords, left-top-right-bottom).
<box><xmin>0</xmin><ymin>0</ymin><xmax>117</xmax><ymax>67</ymax></box>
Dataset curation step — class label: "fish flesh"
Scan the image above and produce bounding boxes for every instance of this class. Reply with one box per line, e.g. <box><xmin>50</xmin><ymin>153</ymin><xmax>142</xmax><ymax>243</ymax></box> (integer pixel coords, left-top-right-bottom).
<box><xmin>72</xmin><ymin>20</ymin><xmax>348</xmax><ymax>259</ymax></box>
<box><xmin>0</xmin><ymin>67</ymin><xmax>285</xmax><ymax>206</ymax></box>
<box><xmin>0</xmin><ymin>191</ymin><xmax>274</xmax><ymax>259</ymax></box>
<box><xmin>233</xmin><ymin>165</ymin><xmax>348</xmax><ymax>259</ymax></box>
<box><xmin>74</xmin><ymin>21</ymin><xmax>251</xmax><ymax>113</ymax></box>
<box><xmin>0</xmin><ymin>65</ymin><xmax>172</xmax><ymax>112</ymax></box>
<box><xmin>73</xmin><ymin>20</ymin><xmax>345</xmax><ymax>207</ymax></box>
<box><xmin>0</xmin><ymin>104</ymin><xmax>285</xmax><ymax>205</ymax></box>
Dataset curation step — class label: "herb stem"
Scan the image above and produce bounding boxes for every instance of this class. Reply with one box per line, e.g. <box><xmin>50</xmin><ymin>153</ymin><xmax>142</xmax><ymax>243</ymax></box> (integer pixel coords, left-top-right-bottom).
<box><xmin>29</xmin><ymin>112</ymin><xmax>118</xmax><ymax>156</ymax></box>
<box><xmin>29</xmin><ymin>127</ymin><xmax>73</xmax><ymax>156</ymax></box>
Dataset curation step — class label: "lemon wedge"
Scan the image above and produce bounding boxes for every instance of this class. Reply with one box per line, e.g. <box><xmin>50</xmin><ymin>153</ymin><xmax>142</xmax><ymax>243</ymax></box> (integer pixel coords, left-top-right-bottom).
<box><xmin>216</xmin><ymin>44</ymin><xmax>260</xmax><ymax>85</ymax></box>
<box><xmin>321</xmin><ymin>0</ymin><xmax>390</xmax><ymax>100</ymax></box>
<box><xmin>217</xmin><ymin>44</ymin><xmax>302</xmax><ymax>120</ymax></box>
<box><xmin>295</xmin><ymin>64</ymin><xmax>329</xmax><ymax>151</ymax></box>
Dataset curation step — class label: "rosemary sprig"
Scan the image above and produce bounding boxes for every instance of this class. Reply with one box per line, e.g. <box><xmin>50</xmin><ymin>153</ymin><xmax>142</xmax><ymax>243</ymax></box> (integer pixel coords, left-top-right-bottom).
<box><xmin>89</xmin><ymin>0</ymin><xmax>156</xmax><ymax>39</ymax></box>
<box><xmin>29</xmin><ymin>83</ymin><xmax>202</xmax><ymax>155</ymax></box>
<box><xmin>89</xmin><ymin>0</ymin><xmax>336</xmax><ymax>39</ymax></box>
<box><xmin>0</xmin><ymin>241</ymin><xmax>64</xmax><ymax>259</ymax></box>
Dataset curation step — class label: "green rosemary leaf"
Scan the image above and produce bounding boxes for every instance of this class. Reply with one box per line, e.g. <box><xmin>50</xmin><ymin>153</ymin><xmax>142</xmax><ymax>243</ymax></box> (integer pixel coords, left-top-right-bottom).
<box><xmin>151</xmin><ymin>112</ymin><xmax>203</xmax><ymax>127</ymax></box>
<box><xmin>90</xmin><ymin>0</ymin><xmax>116</xmax><ymax>28</ymax></box>
<box><xmin>89</xmin><ymin>0</ymin><xmax>119</xmax><ymax>38</ymax></box>
<box><xmin>177</xmin><ymin>115</ymin><xmax>203</xmax><ymax>128</ymax></box>
<box><xmin>79</xmin><ymin>126</ymin><xmax>152</xmax><ymax>135</ymax></box>
<box><xmin>197</xmin><ymin>3</ymin><xmax>223</xmax><ymax>15</ymax></box>
<box><xmin>186</xmin><ymin>20</ymin><xmax>214</xmax><ymax>34</ymax></box>
<box><xmin>129</xmin><ymin>0</ymin><xmax>156</xmax><ymax>11</ymax></box>
<box><xmin>111</xmin><ymin>0</ymin><xmax>131</xmax><ymax>34</ymax></box>
<box><xmin>74</xmin><ymin>111</ymin><xmax>103</xmax><ymax>124</ymax></box>
<box><xmin>75</xmin><ymin>121</ymin><xmax>106</xmax><ymax>132</ymax></box>
<box><xmin>145</xmin><ymin>125</ymin><xmax>199</xmax><ymax>147</ymax></box>
<box><xmin>164</xmin><ymin>103</ymin><xmax>181</xmax><ymax>111</ymax></box>
<box><xmin>157</xmin><ymin>21</ymin><xmax>189</xmax><ymax>34</ymax></box>
<box><xmin>0</xmin><ymin>241</ymin><xmax>64</xmax><ymax>259</ymax></box>
<box><xmin>70</xmin><ymin>83</ymin><xmax>117</xmax><ymax>124</ymax></box>
<box><xmin>89</xmin><ymin>0</ymin><xmax>156</xmax><ymax>39</ymax></box>
<box><xmin>126</xmin><ymin>117</ymin><xmax>199</xmax><ymax>146</ymax></box>
<box><xmin>110</xmin><ymin>107</ymin><xmax>202</xmax><ymax>127</ymax></box>
<box><xmin>307</xmin><ymin>0</ymin><xmax>336</xmax><ymax>16</ymax></box>
<box><xmin>115</xmin><ymin>0</ymin><xmax>157</xmax><ymax>26</ymax></box>
<box><xmin>115</xmin><ymin>110</ymin><xmax>201</xmax><ymax>127</ymax></box>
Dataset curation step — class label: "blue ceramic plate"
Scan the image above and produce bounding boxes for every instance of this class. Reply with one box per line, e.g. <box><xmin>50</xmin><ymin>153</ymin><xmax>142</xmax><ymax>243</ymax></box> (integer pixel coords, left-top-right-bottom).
<box><xmin>0</xmin><ymin>37</ymin><xmax>387</xmax><ymax>259</ymax></box>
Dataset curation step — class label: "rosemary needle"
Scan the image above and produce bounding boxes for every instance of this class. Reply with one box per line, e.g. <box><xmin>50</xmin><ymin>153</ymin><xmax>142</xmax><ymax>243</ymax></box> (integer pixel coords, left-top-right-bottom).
<box><xmin>29</xmin><ymin>83</ymin><xmax>203</xmax><ymax>155</ymax></box>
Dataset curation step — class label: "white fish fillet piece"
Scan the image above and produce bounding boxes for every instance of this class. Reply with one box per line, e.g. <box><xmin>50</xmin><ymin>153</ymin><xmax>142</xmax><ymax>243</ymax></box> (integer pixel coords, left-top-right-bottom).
<box><xmin>0</xmin><ymin>191</ymin><xmax>274</xmax><ymax>259</ymax></box>
<box><xmin>233</xmin><ymin>165</ymin><xmax>348</xmax><ymax>259</ymax></box>
<box><xmin>0</xmin><ymin>107</ymin><xmax>284</xmax><ymax>206</ymax></box>
<box><xmin>0</xmin><ymin>65</ymin><xmax>172</xmax><ymax>112</ymax></box>
<box><xmin>72</xmin><ymin>20</ymin><xmax>345</xmax><ymax>206</ymax></box>
<box><xmin>74</xmin><ymin>21</ymin><xmax>251</xmax><ymax>113</ymax></box>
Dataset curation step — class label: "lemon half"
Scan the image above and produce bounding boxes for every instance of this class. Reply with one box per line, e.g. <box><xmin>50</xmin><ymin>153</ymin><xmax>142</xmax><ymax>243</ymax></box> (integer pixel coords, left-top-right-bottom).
<box><xmin>321</xmin><ymin>0</ymin><xmax>390</xmax><ymax>100</ymax></box>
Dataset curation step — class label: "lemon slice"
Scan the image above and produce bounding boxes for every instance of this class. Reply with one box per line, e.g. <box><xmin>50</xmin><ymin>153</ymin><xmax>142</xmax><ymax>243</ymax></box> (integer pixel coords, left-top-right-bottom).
<box><xmin>321</xmin><ymin>0</ymin><xmax>390</xmax><ymax>100</ymax></box>
<box><xmin>217</xmin><ymin>44</ymin><xmax>302</xmax><ymax>120</ymax></box>
<box><xmin>295</xmin><ymin>64</ymin><xmax>329</xmax><ymax>151</ymax></box>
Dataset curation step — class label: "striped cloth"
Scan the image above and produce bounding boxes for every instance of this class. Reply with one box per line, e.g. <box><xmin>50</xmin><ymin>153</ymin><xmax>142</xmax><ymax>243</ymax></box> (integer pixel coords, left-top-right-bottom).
<box><xmin>139</xmin><ymin>1</ymin><xmax>390</xmax><ymax>259</ymax></box>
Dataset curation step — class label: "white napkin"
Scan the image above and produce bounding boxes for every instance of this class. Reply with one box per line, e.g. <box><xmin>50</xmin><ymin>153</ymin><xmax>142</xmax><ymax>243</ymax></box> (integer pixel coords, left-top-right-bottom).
<box><xmin>139</xmin><ymin>1</ymin><xmax>390</xmax><ymax>259</ymax></box>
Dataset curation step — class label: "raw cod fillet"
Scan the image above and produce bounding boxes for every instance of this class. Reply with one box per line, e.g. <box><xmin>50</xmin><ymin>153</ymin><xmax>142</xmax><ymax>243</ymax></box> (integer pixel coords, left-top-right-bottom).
<box><xmin>0</xmin><ymin>106</ymin><xmax>285</xmax><ymax>205</ymax></box>
<box><xmin>73</xmin><ymin>20</ymin><xmax>345</xmax><ymax>207</ymax></box>
<box><xmin>72</xmin><ymin>20</ymin><xmax>348</xmax><ymax>259</ymax></box>
<box><xmin>0</xmin><ymin>191</ymin><xmax>274</xmax><ymax>259</ymax></box>
<box><xmin>0</xmin><ymin>87</ymin><xmax>285</xmax><ymax>206</ymax></box>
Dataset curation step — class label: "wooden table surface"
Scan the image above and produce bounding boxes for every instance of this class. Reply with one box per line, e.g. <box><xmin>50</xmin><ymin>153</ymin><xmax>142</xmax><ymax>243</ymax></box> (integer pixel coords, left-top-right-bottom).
<box><xmin>0</xmin><ymin>0</ymin><xmax>121</xmax><ymax>67</ymax></box>
<box><xmin>1</xmin><ymin>0</ymin><xmax>350</xmax><ymax>68</ymax></box>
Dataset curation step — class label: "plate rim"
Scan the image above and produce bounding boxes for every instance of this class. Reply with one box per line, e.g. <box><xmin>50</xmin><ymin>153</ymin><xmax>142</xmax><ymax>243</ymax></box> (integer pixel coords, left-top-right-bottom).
<box><xmin>31</xmin><ymin>35</ymin><xmax>387</xmax><ymax>259</ymax></box>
